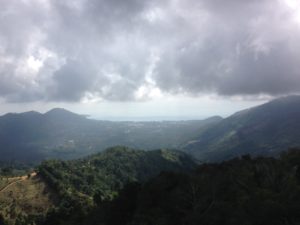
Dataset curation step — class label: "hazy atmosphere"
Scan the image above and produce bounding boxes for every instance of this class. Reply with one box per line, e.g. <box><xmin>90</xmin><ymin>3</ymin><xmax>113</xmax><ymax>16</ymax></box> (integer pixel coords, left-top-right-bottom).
<box><xmin>1</xmin><ymin>0</ymin><xmax>300</xmax><ymax>118</ymax></box>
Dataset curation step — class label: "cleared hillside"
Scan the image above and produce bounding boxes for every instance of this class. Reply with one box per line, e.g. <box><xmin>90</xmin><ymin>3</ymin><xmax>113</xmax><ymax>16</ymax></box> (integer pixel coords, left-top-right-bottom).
<box><xmin>0</xmin><ymin>173</ymin><xmax>57</xmax><ymax>225</ymax></box>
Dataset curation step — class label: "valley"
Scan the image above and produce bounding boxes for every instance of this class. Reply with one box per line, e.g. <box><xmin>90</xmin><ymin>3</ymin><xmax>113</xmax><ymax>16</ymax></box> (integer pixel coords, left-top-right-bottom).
<box><xmin>0</xmin><ymin>108</ymin><xmax>221</xmax><ymax>163</ymax></box>
<box><xmin>1</xmin><ymin>96</ymin><xmax>300</xmax><ymax>164</ymax></box>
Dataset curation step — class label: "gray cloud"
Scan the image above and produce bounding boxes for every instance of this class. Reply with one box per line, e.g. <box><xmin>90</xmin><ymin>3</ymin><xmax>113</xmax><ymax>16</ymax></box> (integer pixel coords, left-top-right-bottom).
<box><xmin>153</xmin><ymin>0</ymin><xmax>300</xmax><ymax>97</ymax></box>
<box><xmin>46</xmin><ymin>60</ymin><xmax>96</xmax><ymax>101</ymax></box>
<box><xmin>0</xmin><ymin>0</ymin><xmax>300</xmax><ymax>102</ymax></box>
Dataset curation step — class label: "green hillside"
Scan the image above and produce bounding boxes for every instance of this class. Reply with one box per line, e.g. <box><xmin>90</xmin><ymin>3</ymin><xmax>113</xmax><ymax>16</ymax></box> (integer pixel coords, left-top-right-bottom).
<box><xmin>86</xmin><ymin>148</ymin><xmax>300</xmax><ymax>225</ymax></box>
<box><xmin>1</xmin><ymin>147</ymin><xmax>300</xmax><ymax>225</ymax></box>
<box><xmin>38</xmin><ymin>146</ymin><xmax>197</xmax><ymax>198</ymax></box>
<box><xmin>184</xmin><ymin>96</ymin><xmax>300</xmax><ymax>161</ymax></box>
<box><xmin>0</xmin><ymin>147</ymin><xmax>197</xmax><ymax>225</ymax></box>
<box><xmin>34</xmin><ymin>147</ymin><xmax>197</xmax><ymax>225</ymax></box>
<box><xmin>33</xmin><ymin>148</ymin><xmax>300</xmax><ymax>225</ymax></box>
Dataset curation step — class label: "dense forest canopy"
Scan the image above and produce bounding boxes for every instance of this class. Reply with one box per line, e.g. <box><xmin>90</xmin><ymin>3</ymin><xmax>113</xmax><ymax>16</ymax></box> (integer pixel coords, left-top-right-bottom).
<box><xmin>37</xmin><ymin>146</ymin><xmax>197</xmax><ymax>198</ymax></box>
<box><xmin>1</xmin><ymin>147</ymin><xmax>298</xmax><ymax>225</ymax></box>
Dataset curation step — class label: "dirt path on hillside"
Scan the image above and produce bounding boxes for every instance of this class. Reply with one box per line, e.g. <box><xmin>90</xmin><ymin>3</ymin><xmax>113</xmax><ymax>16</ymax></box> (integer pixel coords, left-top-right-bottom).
<box><xmin>0</xmin><ymin>172</ymin><xmax>37</xmax><ymax>193</ymax></box>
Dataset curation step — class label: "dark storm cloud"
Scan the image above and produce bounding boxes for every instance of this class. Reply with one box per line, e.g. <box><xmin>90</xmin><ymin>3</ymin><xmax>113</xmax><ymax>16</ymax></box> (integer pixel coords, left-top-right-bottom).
<box><xmin>153</xmin><ymin>0</ymin><xmax>300</xmax><ymax>97</ymax></box>
<box><xmin>0</xmin><ymin>0</ymin><xmax>299</xmax><ymax>102</ymax></box>
<box><xmin>47</xmin><ymin>60</ymin><xmax>97</xmax><ymax>101</ymax></box>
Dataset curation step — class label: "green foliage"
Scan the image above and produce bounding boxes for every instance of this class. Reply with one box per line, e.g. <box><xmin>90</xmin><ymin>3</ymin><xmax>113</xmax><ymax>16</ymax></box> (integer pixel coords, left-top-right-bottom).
<box><xmin>38</xmin><ymin>148</ymin><xmax>300</xmax><ymax>225</ymax></box>
<box><xmin>0</xmin><ymin>163</ymin><xmax>32</xmax><ymax>177</ymax></box>
<box><xmin>38</xmin><ymin>146</ymin><xmax>196</xmax><ymax>199</ymax></box>
<box><xmin>38</xmin><ymin>147</ymin><xmax>196</xmax><ymax>225</ymax></box>
<box><xmin>101</xmin><ymin>148</ymin><xmax>300</xmax><ymax>225</ymax></box>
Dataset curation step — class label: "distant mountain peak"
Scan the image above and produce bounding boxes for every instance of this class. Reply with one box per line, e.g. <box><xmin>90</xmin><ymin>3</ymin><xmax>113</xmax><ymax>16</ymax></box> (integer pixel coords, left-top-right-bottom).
<box><xmin>45</xmin><ymin>108</ymin><xmax>77</xmax><ymax>116</ymax></box>
<box><xmin>44</xmin><ymin>108</ymin><xmax>85</xmax><ymax>120</ymax></box>
<box><xmin>45</xmin><ymin>108</ymin><xmax>72</xmax><ymax>114</ymax></box>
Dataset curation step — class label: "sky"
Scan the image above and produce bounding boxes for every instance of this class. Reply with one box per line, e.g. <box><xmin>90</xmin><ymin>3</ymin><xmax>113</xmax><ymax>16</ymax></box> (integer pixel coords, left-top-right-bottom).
<box><xmin>0</xmin><ymin>0</ymin><xmax>300</xmax><ymax>120</ymax></box>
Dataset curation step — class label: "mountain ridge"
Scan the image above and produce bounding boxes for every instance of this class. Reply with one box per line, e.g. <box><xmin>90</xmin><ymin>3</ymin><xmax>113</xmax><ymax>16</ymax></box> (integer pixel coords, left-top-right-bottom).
<box><xmin>184</xmin><ymin>95</ymin><xmax>300</xmax><ymax>161</ymax></box>
<box><xmin>0</xmin><ymin>108</ymin><xmax>221</xmax><ymax>163</ymax></box>
<box><xmin>1</xmin><ymin>95</ymin><xmax>300</xmax><ymax>163</ymax></box>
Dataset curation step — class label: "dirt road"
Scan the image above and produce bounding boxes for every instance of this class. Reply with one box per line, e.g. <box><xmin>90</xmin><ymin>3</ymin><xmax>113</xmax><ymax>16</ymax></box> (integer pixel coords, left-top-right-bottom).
<box><xmin>0</xmin><ymin>172</ymin><xmax>37</xmax><ymax>193</ymax></box>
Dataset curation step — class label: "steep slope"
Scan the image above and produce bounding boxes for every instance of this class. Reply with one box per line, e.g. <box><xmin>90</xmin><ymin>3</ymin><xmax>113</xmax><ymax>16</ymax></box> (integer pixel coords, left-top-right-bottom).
<box><xmin>0</xmin><ymin>109</ymin><xmax>221</xmax><ymax>163</ymax></box>
<box><xmin>184</xmin><ymin>95</ymin><xmax>300</xmax><ymax>161</ymax></box>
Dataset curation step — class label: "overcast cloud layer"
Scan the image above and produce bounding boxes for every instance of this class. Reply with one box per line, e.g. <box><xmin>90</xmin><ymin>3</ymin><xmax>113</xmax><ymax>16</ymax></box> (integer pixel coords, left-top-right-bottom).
<box><xmin>0</xmin><ymin>0</ymin><xmax>300</xmax><ymax>103</ymax></box>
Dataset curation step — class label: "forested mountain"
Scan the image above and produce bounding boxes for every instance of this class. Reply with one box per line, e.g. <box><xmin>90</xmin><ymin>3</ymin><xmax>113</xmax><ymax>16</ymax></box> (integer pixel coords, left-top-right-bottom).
<box><xmin>0</xmin><ymin>147</ymin><xmax>197</xmax><ymax>225</ymax></box>
<box><xmin>97</xmin><ymin>148</ymin><xmax>300</xmax><ymax>225</ymax></box>
<box><xmin>184</xmin><ymin>95</ymin><xmax>300</xmax><ymax>162</ymax></box>
<box><xmin>38</xmin><ymin>146</ymin><xmax>197</xmax><ymax>198</ymax></box>
<box><xmin>36</xmin><ymin>147</ymin><xmax>197</xmax><ymax>225</ymax></box>
<box><xmin>1</xmin><ymin>146</ymin><xmax>300</xmax><ymax>225</ymax></box>
<box><xmin>38</xmin><ymin>148</ymin><xmax>300</xmax><ymax>225</ymax></box>
<box><xmin>0</xmin><ymin>108</ymin><xmax>221</xmax><ymax>163</ymax></box>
